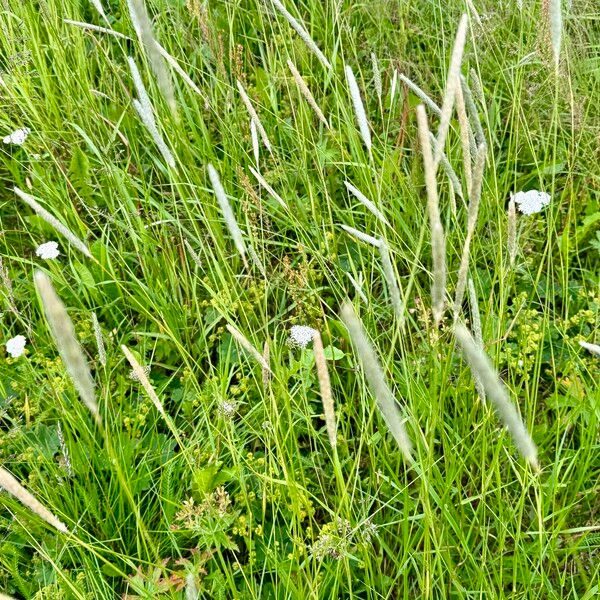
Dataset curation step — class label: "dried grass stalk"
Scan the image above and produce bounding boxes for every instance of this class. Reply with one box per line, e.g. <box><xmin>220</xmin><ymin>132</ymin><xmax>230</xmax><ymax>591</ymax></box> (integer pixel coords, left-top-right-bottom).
<box><xmin>399</xmin><ymin>74</ymin><xmax>441</xmax><ymax>116</ymax></box>
<box><xmin>467</xmin><ymin>278</ymin><xmax>486</xmax><ymax>403</ymax></box>
<box><xmin>507</xmin><ymin>198</ymin><xmax>517</xmax><ymax>267</ymax></box>
<box><xmin>312</xmin><ymin>330</ymin><xmax>337</xmax><ymax>448</ymax></box>
<box><xmin>340</xmin><ymin>224</ymin><xmax>381</xmax><ymax>248</ymax></box>
<box><xmin>379</xmin><ymin>242</ymin><xmax>404</xmax><ymax>325</ymax></box>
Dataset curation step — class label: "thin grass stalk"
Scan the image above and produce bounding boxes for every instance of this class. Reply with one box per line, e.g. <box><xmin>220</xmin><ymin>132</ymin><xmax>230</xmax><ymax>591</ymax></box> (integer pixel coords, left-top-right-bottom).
<box><xmin>63</xmin><ymin>19</ymin><xmax>129</xmax><ymax>39</ymax></box>
<box><xmin>34</xmin><ymin>272</ymin><xmax>100</xmax><ymax>424</ymax></box>
<box><xmin>127</xmin><ymin>0</ymin><xmax>176</xmax><ymax>116</ymax></box>
<box><xmin>249</xmin><ymin>166</ymin><xmax>288</xmax><ymax>209</ymax></box>
<box><xmin>345</xmin><ymin>65</ymin><xmax>372</xmax><ymax>154</ymax></box>
<box><xmin>467</xmin><ymin>278</ymin><xmax>485</xmax><ymax>403</ymax></box>
<box><xmin>287</xmin><ymin>59</ymin><xmax>329</xmax><ymax>128</ymax></box>
<box><xmin>155</xmin><ymin>42</ymin><xmax>206</xmax><ymax>99</ymax></box>
<box><xmin>453</xmin><ymin>323</ymin><xmax>539</xmax><ymax>471</ymax></box>
<box><xmin>312</xmin><ymin>330</ymin><xmax>336</xmax><ymax>448</ymax></box>
<box><xmin>433</xmin><ymin>14</ymin><xmax>468</xmax><ymax>171</ymax></box>
<box><xmin>262</xmin><ymin>341</ymin><xmax>271</xmax><ymax>386</ymax></box>
<box><xmin>371</xmin><ymin>52</ymin><xmax>382</xmax><ymax>103</ymax></box>
<box><xmin>0</xmin><ymin>467</ymin><xmax>68</xmax><ymax>533</ymax></box>
<box><xmin>344</xmin><ymin>181</ymin><xmax>389</xmax><ymax>226</ymax></box>
<box><xmin>268</xmin><ymin>0</ymin><xmax>331</xmax><ymax>69</ymax></box>
<box><xmin>379</xmin><ymin>241</ymin><xmax>404</xmax><ymax>326</ymax></box>
<box><xmin>128</xmin><ymin>57</ymin><xmax>176</xmax><ymax>168</ymax></box>
<box><xmin>13</xmin><ymin>187</ymin><xmax>92</xmax><ymax>258</ymax></box>
<box><xmin>340</xmin><ymin>224</ymin><xmax>381</xmax><ymax>248</ymax></box>
<box><xmin>226</xmin><ymin>324</ymin><xmax>271</xmax><ymax>373</ymax></box>
<box><xmin>507</xmin><ymin>198</ymin><xmax>517</xmax><ymax>267</ymax></box>
<box><xmin>91</xmin><ymin>312</ymin><xmax>106</xmax><ymax>367</ymax></box>
<box><xmin>207</xmin><ymin>164</ymin><xmax>248</xmax><ymax>268</ymax></box>
<box><xmin>340</xmin><ymin>303</ymin><xmax>413</xmax><ymax>462</ymax></box>
<box><xmin>416</xmin><ymin>106</ymin><xmax>446</xmax><ymax>326</ymax></box>
<box><xmin>236</xmin><ymin>81</ymin><xmax>272</xmax><ymax>153</ymax></box>
<box><xmin>460</xmin><ymin>75</ymin><xmax>485</xmax><ymax>148</ymax></box>
<box><xmin>398</xmin><ymin>74</ymin><xmax>441</xmax><ymax>116</ymax></box>
<box><xmin>453</xmin><ymin>143</ymin><xmax>486</xmax><ymax>317</ymax></box>
<box><xmin>346</xmin><ymin>271</ymin><xmax>369</xmax><ymax>305</ymax></box>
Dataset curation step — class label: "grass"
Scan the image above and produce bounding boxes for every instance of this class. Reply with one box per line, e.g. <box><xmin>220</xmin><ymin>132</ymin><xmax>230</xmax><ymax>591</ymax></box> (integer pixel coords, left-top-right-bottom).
<box><xmin>0</xmin><ymin>0</ymin><xmax>599</xmax><ymax>597</ymax></box>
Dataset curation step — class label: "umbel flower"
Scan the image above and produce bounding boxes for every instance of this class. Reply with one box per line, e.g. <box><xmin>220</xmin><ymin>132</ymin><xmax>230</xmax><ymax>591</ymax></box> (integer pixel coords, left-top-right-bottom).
<box><xmin>36</xmin><ymin>241</ymin><xmax>60</xmax><ymax>260</ymax></box>
<box><xmin>6</xmin><ymin>335</ymin><xmax>26</xmax><ymax>358</ymax></box>
<box><xmin>512</xmin><ymin>190</ymin><xmax>551</xmax><ymax>215</ymax></box>
<box><xmin>3</xmin><ymin>127</ymin><xmax>30</xmax><ymax>145</ymax></box>
<box><xmin>288</xmin><ymin>325</ymin><xmax>317</xmax><ymax>349</ymax></box>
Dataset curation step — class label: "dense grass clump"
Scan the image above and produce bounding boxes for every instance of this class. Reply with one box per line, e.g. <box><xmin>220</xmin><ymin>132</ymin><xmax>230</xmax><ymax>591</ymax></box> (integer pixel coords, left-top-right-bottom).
<box><xmin>0</xmin><ymin>0</ymin><xmax>598</xmax><ymax>598</ymax></box>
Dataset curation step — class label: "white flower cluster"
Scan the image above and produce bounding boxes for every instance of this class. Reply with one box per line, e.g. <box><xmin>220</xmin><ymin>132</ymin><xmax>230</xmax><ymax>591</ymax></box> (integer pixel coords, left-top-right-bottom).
<box><xmin>288</xmin><ymin>325</ymin><xmax>317</xmax><ymax>349</ymax></box>
<box><xmin>6</xmin><ymin>335</ymin><xmax>27</xmax><ymax>358</ymax></box>
<box><xmin>512</xmin><ymin>190</ymin><xmax>551</xmax><ymax>215</ymax></box>
<box><xmin>36</xmin><ymin>241</ymin><xmax>60</xmax><ymax>260</ymax></box>
<box><xmin>3</xmin><ymin>127</ymin><xmax>30</xmax><ymax>145</ymax></box>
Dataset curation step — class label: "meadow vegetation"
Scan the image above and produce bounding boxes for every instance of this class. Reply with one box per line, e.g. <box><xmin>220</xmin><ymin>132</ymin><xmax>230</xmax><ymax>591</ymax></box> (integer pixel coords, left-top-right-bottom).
<box><xmin>0</xmin><ymin>0</ymin><xmax>598</xmax><ymax>597</ymax></box>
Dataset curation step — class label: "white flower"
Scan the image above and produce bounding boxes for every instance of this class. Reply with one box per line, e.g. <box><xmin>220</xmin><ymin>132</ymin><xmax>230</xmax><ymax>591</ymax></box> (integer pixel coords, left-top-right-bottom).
<box><xmin>512</xmin><ymin>190</ymin><xmax>551</xmax><ymax>215</ymax></box>
<box><xmin>35</xmin><ymin>241</ymin><xmax>60</xmax><ymax>260</ymax></box>
<box><xmin>6</xmin><ymin>335</ymin><xmax>27</xmax><ymax>358</ymax></box>
<box><xmin>3</xmin><ymin>127</ymin><xmax>30</xmax><ymax>145</ymax></box>
<box><xmin>289</xmin><ymin>325</ymin><xmax>317</xmax><ymax>349</ymax></box>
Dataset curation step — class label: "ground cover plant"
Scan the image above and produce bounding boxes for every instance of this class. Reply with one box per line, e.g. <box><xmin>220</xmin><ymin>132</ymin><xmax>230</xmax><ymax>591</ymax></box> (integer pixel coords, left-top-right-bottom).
<box><xmin>0</xmin><ymin>0</ymin><xmax>599</xmax><ymax>597</ymax></box>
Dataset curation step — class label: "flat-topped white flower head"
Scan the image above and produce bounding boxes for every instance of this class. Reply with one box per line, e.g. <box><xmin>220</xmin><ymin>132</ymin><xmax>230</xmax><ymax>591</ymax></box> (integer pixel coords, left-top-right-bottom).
<box><xmin>289</xmin><ymin>325</ymin><xmax>317</xmax><ymax>349</ymax></box>
<box><xmin>6</xmin><ymin>335</ymin><xmax>27</xmax><ymax>358</ymax></box>
<box><xmin>512</xmin><ymin>190</ymin><xmax>551</xmax><ymax>215</ymax></box>
<box><xmin>3</xmin><ymin>127</ymin><xmax>30</xmax><ymax>145</ymax></box>
<box><xmin>36</xmin><ymin>241</ymin><xmax>60</xmax><ymax>260</ymax></box>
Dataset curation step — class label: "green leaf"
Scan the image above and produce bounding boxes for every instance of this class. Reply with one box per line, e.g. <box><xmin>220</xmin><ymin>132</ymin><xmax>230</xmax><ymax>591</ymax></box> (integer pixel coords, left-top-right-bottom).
<box><xmin>323</xmin><ymin>345</ymin><xmax>345</xmax><ymax>360</ymax></box>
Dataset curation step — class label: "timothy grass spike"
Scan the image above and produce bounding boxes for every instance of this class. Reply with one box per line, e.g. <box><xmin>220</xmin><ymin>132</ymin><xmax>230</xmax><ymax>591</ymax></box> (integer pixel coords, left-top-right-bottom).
<box><xmin>0</xmin><ymin>467</ymin><xmax>68</xmax><ymax>533</ymax></box>
<box><xmin>345</xmin><ymin>65</ymin><xmax>372</xmax><ymax>154</ymax></box>
<box><xmin>433</xmin><ymin>14</ymin><xmax>468</xmax><ymax>170</ymax></box>
<box><xmin>34</xmin><ymin>272</ymin><xmax>100</xmax><ymax>424</ymax></box>
<box><xmin>454</xmin><ymin>323</ymin><xmax>539</xmax><ymax>471</ymax></box>
<box><xmin>344</xmin><ymin>181</ymin><xmax>389</xmax><ymax>226</ymax></box>
<box><xmin>13</xmin><ymin>187</ymin><xmax>92</xmax><ymax>258</ymax></box>
<box><xmin>416</xmin><ymin>106</ymin><xmax>446</xmax><ymax>326</ymax></box>
<box><xmin>91</xmin><ymin>312</ymin><xmax>106</xmax><ymax>367</ymax></box>
<box><xmin>340</xmin><ymin>303</ymin><xmax>413</xmax><ymax>462</ymax></box>
<box><xmin>226</xmin><ymin>324</ymin><xmax>272</xmax><ymax>373</ymax></box>
<box><xmin>207</xmin><ymin>164</ymin><xmax>248</xmax><ymax>268</ymax></box>
<box><xmin>340</xmin><ymin>224</ymin><xmax>381</xmax><ymax>248</ymax></box>
<box><xmin>268</xmin><ymin>0</ymin><xmax>331</xmax><ymax>69</ymax></box>
<box><xmin>287</xmin><ymin>59</ymin><xmax>329</xmax><ymax>128</ymax></box>
<box><xmin>236</xmin><ymin>80</ymin><xmax>272</xmax><ymax>154</ymax></box>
